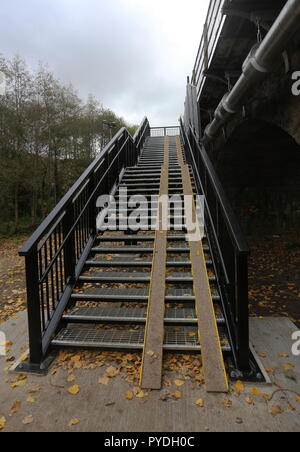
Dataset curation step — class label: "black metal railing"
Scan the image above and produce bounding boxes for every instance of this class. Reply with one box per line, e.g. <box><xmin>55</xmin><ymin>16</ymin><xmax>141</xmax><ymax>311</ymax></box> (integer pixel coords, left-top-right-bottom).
<box><xmin>19</xmin><ymin>117</ymin><xmax>150</xmax><ymax>368</ymax></box>
<box><xmin>180</xmin><ymin>118</ymin><xmax>250</xmax><ymax>372</ymax></box>
<box><xmin>191</xmin><ymin>0</ymin><xmax>226</xmax><ymax>100</ymax></box>
<box><xmin>150</xmin><ymin>126</ymin><xmax>180</xmax><ymax>137</ymax></box>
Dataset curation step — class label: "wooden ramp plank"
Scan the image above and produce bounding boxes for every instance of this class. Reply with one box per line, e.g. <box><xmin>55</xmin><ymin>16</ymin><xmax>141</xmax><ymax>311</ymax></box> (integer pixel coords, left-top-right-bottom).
<box><xmin>140</xmin><ymin>137</ymin><xmax>169</xmax><ymax>390</ymax></box>
<box><xmin>176</xmin><ymin>136</ymin><xmax>228</xmax><ymax>393</ymax></box>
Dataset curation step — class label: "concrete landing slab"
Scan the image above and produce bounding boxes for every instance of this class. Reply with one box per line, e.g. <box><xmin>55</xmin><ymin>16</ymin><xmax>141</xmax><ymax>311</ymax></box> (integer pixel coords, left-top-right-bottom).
<box><xmin>0</xmin><ymin>316</ymin><xmax>299</xmax><ymax>432</ymax></box>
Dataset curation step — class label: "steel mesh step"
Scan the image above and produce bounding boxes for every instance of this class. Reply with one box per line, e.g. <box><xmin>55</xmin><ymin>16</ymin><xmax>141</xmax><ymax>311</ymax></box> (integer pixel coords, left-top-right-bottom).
<box><xmin>71</xmin><ymin>288</ymin><xmax>221</xmax><ymax>302</ymax></box>
<box><xmin>97</xmin><ymin>235</ymin><xmax>187</xmax><ymax>242</ymax></box>
<box><xmin>52</xmin><ymin>327</ymin><xmax>231</xmax><ymax>352</ymax></box>
<box><xmin>78</xmin><ymin>271</ymin><xmax>215</xmax><ymax>284</ymax></box>
<box><xmin>85</xmin><ymin>258</ymin><xmax>205</xmax><ymax>268</ymax></box>
<box><xmin>63</xmin><ymin>306</ymin><xmax>225</xmax><ymax>324</ymax></box>
<box><xmin>91</xmin><ymin>245</ymin><xmax>208</xmax><ymax>254</ymax></box>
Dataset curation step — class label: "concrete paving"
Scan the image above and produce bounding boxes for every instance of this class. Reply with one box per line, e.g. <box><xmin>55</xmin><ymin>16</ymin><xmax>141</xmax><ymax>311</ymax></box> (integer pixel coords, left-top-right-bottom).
<box><xmin>0</xmin><ymin>314</ymin><xmax>299</xmax><ymax>432</ymax></box>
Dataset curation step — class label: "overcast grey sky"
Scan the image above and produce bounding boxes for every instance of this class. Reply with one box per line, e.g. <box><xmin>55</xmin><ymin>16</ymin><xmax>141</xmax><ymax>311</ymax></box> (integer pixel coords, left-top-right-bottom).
<box><xmin>1</xmin><ymin>0</ymin><xmax>210</xmax><ymax>126</ymax></box>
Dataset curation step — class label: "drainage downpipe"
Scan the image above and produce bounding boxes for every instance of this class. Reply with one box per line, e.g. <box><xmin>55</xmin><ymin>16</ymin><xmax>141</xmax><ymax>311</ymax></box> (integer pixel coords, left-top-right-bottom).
<box><xmin>203</xmin><ymin>0</ymin><xmax>300</xmax><ymax>145</ymax></box>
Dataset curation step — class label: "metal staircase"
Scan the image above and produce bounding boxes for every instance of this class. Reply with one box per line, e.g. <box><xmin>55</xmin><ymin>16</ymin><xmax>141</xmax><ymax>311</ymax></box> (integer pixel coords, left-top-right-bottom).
<box><xmin>18</xmin><ymin>118</ymin><xmax>256</xmax><ymax>384</ymax></box>
<box><xmin>51</xmin><ymin>136</ymin><xmax>230</xmax><ymax>356</ymax></box>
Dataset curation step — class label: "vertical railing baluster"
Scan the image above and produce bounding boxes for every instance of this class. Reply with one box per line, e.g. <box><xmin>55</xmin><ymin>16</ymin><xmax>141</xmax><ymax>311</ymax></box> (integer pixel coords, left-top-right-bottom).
<box><xmin>54</xmin><ymin>228</ymin><xmax>59</xmax><ymax>306</ymax></box>
<box><xmin>63</xmin><ymin>204</ymin><xmax>76</xmax><ymax>285</ymax></box>
<box><xmin>38</xmin><ymin>249</ymin><xmax>46</xmax><ymax>331</ymax></box>
<box><xmin>49</xmin><ymin>235</ymin><xmax>55</xmax><ymax>310</ymax></box>
<box><xmin>44</xmin><ymin>244</ymin><xmax>50</xmax><ymax>321</ymax></box>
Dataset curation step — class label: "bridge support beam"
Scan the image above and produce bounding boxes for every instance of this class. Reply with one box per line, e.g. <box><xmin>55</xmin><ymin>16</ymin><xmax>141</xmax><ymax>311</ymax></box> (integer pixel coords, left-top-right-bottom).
<box><xmin>203</xmin><ymin>0</ymin><xmax>300</xmax><ymax>145</ymax></box>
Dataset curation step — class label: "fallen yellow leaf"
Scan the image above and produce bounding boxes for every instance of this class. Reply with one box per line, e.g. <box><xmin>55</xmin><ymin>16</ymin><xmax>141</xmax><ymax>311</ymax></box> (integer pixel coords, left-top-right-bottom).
<box><xmin>195</xmin><ymin>399</ymin><xmax>204</xmax><ymax>407</ymax></box>
<box><xmin>11</xmin><ymin>400</ymin><xmax>21</xmax><ymax>413</ymax></box>
<box><xmin>20</xmin><ymin>355</ymin><xmax>29</xmax><ymax>362</ymax></box>
<box><xmin>11</xmin><ymin>379</ymin><xmax>27</xmax><ymax>388</ymax></box>
<box><xmin>70</xmin><ymin>355</ymin><xmax>81</xmax><ymax>363</ymax></box>
<box><xmin>26</xmin><ymin>397</ymin><xmax>36</xmax><ymax>404</ymax></box>
<box><xmin>251</xmin><ymin>388</ymin><xmax>261</xmax><ymax>396</ymax></box>
<box><xmin>234</xmin><ymin>380</ymin><xmax>245</xmax><ymax>394</ymax></box>
<box><xmin>174</xmin><ymin>380</ymin><xmax>185</xmax><ymax>387</ymax></box>
<box><xmin>0</xmin><ymin>417</ymin><xmax>6</xmax><ymax>430</ymax></box>
<box><xmin>245</xmin><ymin>397</ymin><xmax>253</xmax><ymax>405</ymax></box>
<box><xmin>173</xmin><ymin>390</ymin><xmax>182</xmax><ymax>399</ymax></box>
<box><xmin>69</xmin><ymin>418</ymin><xmax>80</xmax><ymax>427</ymax></box>
<box><xmin>282</xmin><ymin>363</ymin><xmax>294</xmax><ymax>371</ymax></box>
<box><xmin>222</xmin><ymin>398</ymin><xmax>232</xmax><ymax>408</ymax></box>
<box><xmin>68</xmin><ymin>385</ymin><xmax>80</xmax><ymax>395</ymax></box>
<box><xmin>0</xmin><ymin>340</ymin><xmax>13</xmax><ymax>346</ymax></box>
<box><xmin>27</xmin><ymin>385</ymin><xmax>42</xmax><ymax>394</ymax></box>
<box><xmin>295</xmin><ymin>396</ymin><xmax>300</xmax><ymax>404</ymax></box>
<box><xmin>125</xmin><ymin>392</ymin><xmax>134</xmax><ymax>400</ymax></box>
<box><xmin>136</xmin><ymin>391</ymin><xmax>146</xmax><ymax>399</ymax></box>
<box><xmin>58</xmin><ymin>351</ymin><xmax>69</xmax><ymax>362</ymax></box>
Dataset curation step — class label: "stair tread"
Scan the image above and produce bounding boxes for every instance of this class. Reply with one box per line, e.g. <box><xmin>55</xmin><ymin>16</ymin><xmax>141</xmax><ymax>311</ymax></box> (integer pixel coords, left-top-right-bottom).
<box><xmin>71</xmin><ymin>287</ymin><xmax>220</xmax><ymax>301</ymax></box>
<box><xmin>86</xmin><ymin>257</ymin><xmax>195</xmax><ymax>263</ymax></box>
<box><xmin>85</xmin><ymin>257</ymin><xmax>213</xmax><ymax>267</ymax></box>
<box><xmin>91</xmin><ymin>245</ymin><xmax>207</xmax><ymax>252</ymax></box>
<box><xmin>63</xmin><ymin>306</ymin><xmax>225</xmax><ymax>324</ymax></box>
<box><xmin>52</xmin><ymin>327</ymin><xmax>230</xmax><ymax>351</ymax></box>
<box><xmin>79</xmin><ymin>271</ymin><xmax>215</xmax><ymax>283</ymax></box>
<box><xmin>97</xmin><ymin>235</ymin><xmax>187</xmax><ymax>241</ymax></box>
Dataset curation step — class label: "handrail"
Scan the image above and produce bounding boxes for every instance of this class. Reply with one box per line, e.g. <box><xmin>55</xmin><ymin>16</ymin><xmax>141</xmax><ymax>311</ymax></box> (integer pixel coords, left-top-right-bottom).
<box><xmin>20</xmin><ymin>127</ymin><xmax>128</xmax><ymax>256</ymax></box>
<box><xmin>180</xmin><ymin>118</ymin><xmax>250</xmax><ymax>371</ymax></box>
<box><xmin>184</xmin><ymin>122</ymin><xmax>249</xmax><ymax>254</ymax></box>
<box><xmin>195</xmin><ymin>138</ymin><xmax>248</xmax><ymax>255</ymax></box>
<box><xmin>19</xmin><ymin>117</ymin><xmax>150</xmax><ymax>368</ymax></box>
<box><xmin>191</xmin><ymin>0</ymin><xmax>226</xmax><ymax>99</ymax></box>
<box><xmin>150</xmin><ymin>126</ymin><xmax>180</xmax><ymax>137</ymax></box>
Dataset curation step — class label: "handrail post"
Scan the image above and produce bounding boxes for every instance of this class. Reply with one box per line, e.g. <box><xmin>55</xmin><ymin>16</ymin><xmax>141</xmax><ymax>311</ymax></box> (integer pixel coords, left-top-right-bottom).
<box><xmin>63</xmin><ymin>204</ymin><xmax>76</xmax><ymax>285</ymax></box>
<box><xmin>236</xmin><ymin>251</ymin><xmax>250</xmax><ymax>371</ymax></box>
<box><xmin>25</xmin><ymin>246</ymin><xmax>43</xmax><ymax>365</ymax></box>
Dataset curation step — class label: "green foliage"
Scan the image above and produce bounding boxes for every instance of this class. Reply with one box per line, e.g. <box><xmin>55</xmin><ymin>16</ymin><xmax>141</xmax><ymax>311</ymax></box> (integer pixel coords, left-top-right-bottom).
<box><xmin>0</xmin><ymin>55</ymin><xmax>135</xmax><ymax>234</ymax></box>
